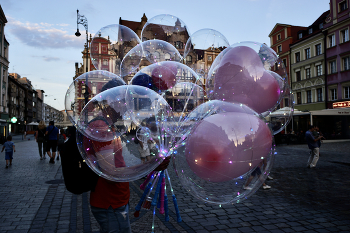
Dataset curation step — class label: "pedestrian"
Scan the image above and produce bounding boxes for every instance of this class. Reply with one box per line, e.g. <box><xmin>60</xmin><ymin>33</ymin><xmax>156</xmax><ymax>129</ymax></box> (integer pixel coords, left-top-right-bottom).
<box><xmin>56</xmin><ymin>129</ymin><xmax>66</xmax><ymax>161</ymax></box>
<box><xmin>2</xmin><ymin>135</ymin><xmax>15</xmax><ymax>168</ymax></box>
<box><xmin>243</xmin><ymin>160</ymin><xmax>271</xmax><ymax>190</ymax></box>
<box><xmin>305</xmin><ymin>125</ymin><xmax>324</xmax><ymax>168</ymax></box>
<box><xmin>45</xmin><ymin>121</ymin><xmax>59</xmax><ymax>164</ymax></box>
<box><xmin>35</xmin><ymin>120</ymin><xmax>47</xmax><ymax>160</ymax></box>
<box><xmin>23</xmin><ymin>131</ymin><xmax>26</xmax><ymax>140</ymax></box>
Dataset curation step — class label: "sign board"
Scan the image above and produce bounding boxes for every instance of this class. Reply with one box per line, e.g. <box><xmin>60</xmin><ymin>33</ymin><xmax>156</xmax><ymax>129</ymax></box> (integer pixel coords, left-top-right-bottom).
<box><xmin>333</xmin><ymin>101</ymin><xmax>350</xmax><ymax>109</ymax></box>
<box><xmin>10</xmin><ymin>117</ymin><xmax>17</xmax><ymax>123</ymax></box>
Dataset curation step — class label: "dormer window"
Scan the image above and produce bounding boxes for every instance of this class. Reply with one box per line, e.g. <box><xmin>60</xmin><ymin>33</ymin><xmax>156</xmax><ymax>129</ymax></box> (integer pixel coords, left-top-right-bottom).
<box><xmin>308</xmin><ymin>28</ymin><xmax>313</xmax><ymax>34</ymax></box>
<box><xmin>298</xmin><ymin>33</ymin><xmax>303</xmax><ymax>39</ymax></box>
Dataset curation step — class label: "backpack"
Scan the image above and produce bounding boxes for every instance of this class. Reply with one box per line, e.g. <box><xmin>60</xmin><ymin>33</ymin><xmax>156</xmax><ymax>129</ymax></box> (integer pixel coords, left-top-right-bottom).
<box><xmin>61</xmin><ymin>127</ymin><xmax>99</xmax><ymax>195</ymax></box>
<box><xmin>58</xmin><ymin>134</ymin><xmax>65</xmax><ymax>146</ymax></box>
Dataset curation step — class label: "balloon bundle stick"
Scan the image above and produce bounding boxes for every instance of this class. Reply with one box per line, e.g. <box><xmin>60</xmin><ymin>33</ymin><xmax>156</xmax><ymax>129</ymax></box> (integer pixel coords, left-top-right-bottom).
<box><xmin>165</xmin><ymin>169</ymin><xmax>182</xmax><ymax>222</ymax></box>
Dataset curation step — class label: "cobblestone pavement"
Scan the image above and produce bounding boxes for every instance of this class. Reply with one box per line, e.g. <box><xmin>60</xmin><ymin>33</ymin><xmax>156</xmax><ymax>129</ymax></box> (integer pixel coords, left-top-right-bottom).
<box><xmin>0</xmin><ymin>135</ymin><xmax>350</xmax><ymax>232</ymax></box>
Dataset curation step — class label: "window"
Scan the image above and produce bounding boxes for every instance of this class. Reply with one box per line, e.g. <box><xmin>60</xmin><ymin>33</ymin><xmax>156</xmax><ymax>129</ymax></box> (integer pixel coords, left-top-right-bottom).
<box><xmin>284</xmin><ymin>98</ymin><xmax>289</xmax><ymax>107</ymax></box>
<box><xmin>330</xmin><ymin>88</ymin><xmax>337</xmax><ymax>100</ymax></box>
<box><xmin>308</xmin><ymin>28</ymin><xmax>313</xmax><ymax>34</ymax></box>
<box><xmin>341</xmin><ymin>29</ymin><xmax>349</xmax><ymax>43</ymax></box>
<box><xmin>297</xmin><ymin>92</ymin><xmax>302</xmax><ymax>104</ymax></box>
<box><xmin>317</xmin><ymin>88</ymin><xmax>323</xmax><ymax>102</ymax></box>
<box><xmin>164</xmin><ymin>53</ymin><xmax>170</xmax><ymax>61</ymax></box>
<box><xmin>92</xmin><ymin>86</ymin><xmax>96</xmax><ymax>94</ymax></box>
<box><xmin>103</xmin><ymin>59</ymin><xmax>108</xmax><ymax>66</ymax></box>
<box><xmin>315</xmin><ymin>44</ymin><xmax>321</xmax><ymax>56</ymax></box>
<box><xmin>344</xmin><ymin>86</ymin><xmax>350</xmax><ymax>99</ymax></box>
<box><xmin>343</xmin><ymin>57</ymin><xmax>350</xmax><ymax>70</ymax></box>
<box><xmin>175</xmin><ymin>41</ymin><xmax>183</xmax><ymax>49</ymax></box>
<box><xmin>307</xmin><ymin>90</ymin><xmax>312</xmax><ymax>103</ymax></box>
<box><xmin>305</xmin><ymin>48</ymin><xmax>310</xmax><ymax>59</ymax></box>
<box><xmin>282</xmin><ymin>59</ymin><xmax>287</xmax><ymax>68</ymax></box>
<box><xmin>316</xmin><ymin>65</ymin><xmax>322</xmax><ymax>76</ymax></box>
<box><xmin>295</xmin><ymin>52</ymin><xmax>300</xmax><ymax>62</ymax></box>
<box><xmin>186</xmin><ymin>55</ymin><xmax>192</xmax><ymax>62</ymax></box>
<box><xmin>277</xmin><ymin>34</ymin><xmax>281</xmax><ymax>40</ymax></box>
<box><xmin>339</xmin><ymin>1</ymin><xmax>348</xmax><ymax>12</ymax></box>
<box><xmin>298</xmin><ymin>33</ymin><xmax>303</xmax><ymax>39</ymax></box>
<box><xmin>278</xmin><ymin>45</ymin><xmax>282</xmax><ymax>52</ymax></box>
<box><xmin>305</xmin><ymin>68</ymin><xmax>311</xmax><ymax>78</ymax></box>
<box><xmin>329</xmin><ymin>60</ymin><xmax>337</xmax><ymax>74</ymax></box>
<box><xmin>296</xmin><ymin>71</ymin><xmax>301</xmax><ymax>81</ymax></box>
<box><xmin>319</xmin><ymin>23</ymin><xmax>323</xmax><ymax>29</ymax></box>
<box><xmin>207</xmin><ymin>55</ymin><xmax>212</xmax><ymax>61</ymax></box>
<box><xmin>329</xmin><ymin>34</ymin><xmax>335</xmax><ymax>47</ymax></box>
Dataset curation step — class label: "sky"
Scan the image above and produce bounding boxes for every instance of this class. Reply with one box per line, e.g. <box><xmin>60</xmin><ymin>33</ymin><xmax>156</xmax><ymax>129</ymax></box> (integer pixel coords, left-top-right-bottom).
<box><xmin>1</xmin><ymin>0</ymin><xmax>330</xmax><ymax>111</ymax></box>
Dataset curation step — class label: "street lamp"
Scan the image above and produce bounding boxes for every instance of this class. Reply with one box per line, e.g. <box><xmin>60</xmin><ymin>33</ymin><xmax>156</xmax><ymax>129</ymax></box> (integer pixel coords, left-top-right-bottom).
<box><xmin>75</xmin><ymin>9</ymin><xmax>89</xmax><ymax>106</ymax></box>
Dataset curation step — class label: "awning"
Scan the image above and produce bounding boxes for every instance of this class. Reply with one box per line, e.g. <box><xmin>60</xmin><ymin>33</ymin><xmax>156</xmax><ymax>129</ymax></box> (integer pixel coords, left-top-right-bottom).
<box><xmin>311</xmin><ymin>108</ymin><xmax>350</xmax><ymax>116</ymax></box>
<box><xmin>27</xmin><ymin>122</ymin><xmax>39</xmax><ymax>126</ymax></box>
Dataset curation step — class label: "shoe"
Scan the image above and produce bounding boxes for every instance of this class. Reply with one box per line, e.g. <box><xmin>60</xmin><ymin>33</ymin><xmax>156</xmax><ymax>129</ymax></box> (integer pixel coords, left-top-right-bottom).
<box><xmin>267</xmin><ymin>175</ymin><xmax>273</xmax><ymax>180</ymax></box>
<box><xmin>49</xmin><ymin>158</ymin><xmax>55</xmax><ymax>164</ymax></box>
<box><xmin>243</xmin><ymin>186</ymin><xmax>252</xmax><ymax>190</ymax></box>
<box><xmin>263</xmin><ymin>185</ymin><xmax>271</xmax><ymax>189</ymax></box>
<box><xmin>5</xmin><ymin>165</ymin><xmax>8</xmax><ymax>168</ymax></box>
<box><xmin>56</xmin><ymin>156</ymin><xmax>59</xmax><ymax>161</ymax></box>
<box><xmin>40</xmin><ymin>157</ymin><xmax>43</xmax><ymax>160</ymax></box>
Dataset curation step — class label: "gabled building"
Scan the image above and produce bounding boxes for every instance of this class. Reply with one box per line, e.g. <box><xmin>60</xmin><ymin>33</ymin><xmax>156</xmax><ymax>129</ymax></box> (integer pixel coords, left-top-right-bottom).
<box><xmin>269</xmin><ymin>24</ymin><xmax>307</xmax><ymax>108</ymax></box>
<box><xmin>290</xmin><ymin>10</ymin><xmax>329</xmax><ymax>112</ymax></box>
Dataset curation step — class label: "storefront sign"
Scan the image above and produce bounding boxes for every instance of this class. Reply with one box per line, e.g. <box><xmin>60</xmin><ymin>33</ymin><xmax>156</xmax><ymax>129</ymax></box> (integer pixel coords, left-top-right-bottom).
<box><xmin>333</xmin><ymin>101</ymin><xmax>350</xmax><ymax>109</ymax></box>
<box><xmin>11</xmin><ymin>117</ymin><xmax>18</xmax><ymax>123</ymax></box>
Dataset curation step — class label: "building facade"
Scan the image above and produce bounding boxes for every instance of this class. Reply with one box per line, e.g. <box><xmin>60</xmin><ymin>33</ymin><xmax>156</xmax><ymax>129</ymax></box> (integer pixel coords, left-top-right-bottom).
<box><xmin>0</xmin><ymin>6</ymin><xmax>9</xmax><ymax>138</ymax></box>
<box><xmin>290</xmin><ymin>11</ymin><xmax>329</xmax><ymax>112</ymax></box>
<box><xmin>8</xmin><ymin>74</ymin><xmax>26</xmax><ymax>135</ymax></box>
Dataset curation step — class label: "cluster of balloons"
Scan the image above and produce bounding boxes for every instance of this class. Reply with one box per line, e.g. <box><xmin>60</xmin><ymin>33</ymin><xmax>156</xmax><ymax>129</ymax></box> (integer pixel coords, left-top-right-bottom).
<box><xmin>65</xmin><ymin>14</ymin><xmax>294</xmax><ymax>205</ymax></box>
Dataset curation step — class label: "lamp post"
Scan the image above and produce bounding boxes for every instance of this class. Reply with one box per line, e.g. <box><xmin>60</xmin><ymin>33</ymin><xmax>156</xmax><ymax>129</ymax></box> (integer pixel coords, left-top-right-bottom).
<box><xmin>75</xmin><ymin>9</ymin><xmax>89</xmax><ymax>106</ymax></box>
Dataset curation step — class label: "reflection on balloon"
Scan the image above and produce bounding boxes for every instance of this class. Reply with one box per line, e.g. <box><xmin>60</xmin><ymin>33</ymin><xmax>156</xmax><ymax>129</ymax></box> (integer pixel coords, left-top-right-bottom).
<box><xmin>91</xmin><ymin>24</ymin><xmax>141</xmax><ymax>75</ymax></box>
<box><xmin>65</xmin><ymin>70</ymin><xmax>125</xmax><ymax>126</ymax></box>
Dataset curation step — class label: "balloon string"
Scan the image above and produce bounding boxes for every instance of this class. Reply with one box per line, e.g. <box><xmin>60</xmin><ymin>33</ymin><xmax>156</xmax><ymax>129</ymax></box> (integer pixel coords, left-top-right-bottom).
<box><xmin>165</xmin><ymin>169</ymin><xmax>182</xmax><ymax>222</ymax></box>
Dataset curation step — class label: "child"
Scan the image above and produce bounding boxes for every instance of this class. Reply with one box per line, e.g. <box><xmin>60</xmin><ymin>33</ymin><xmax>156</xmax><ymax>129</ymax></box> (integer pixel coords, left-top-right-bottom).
<box><xmin>2</xmin><ymin>135</ymin><xmax>15</xmax><ymax>168</ymax></box>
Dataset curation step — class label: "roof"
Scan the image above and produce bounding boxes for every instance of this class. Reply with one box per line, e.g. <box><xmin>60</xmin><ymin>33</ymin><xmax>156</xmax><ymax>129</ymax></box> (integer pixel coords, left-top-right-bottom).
<box><xmin>0</xmin><ymin>5</ymin><xmax>8</xmax><ymax>24</ymax></box>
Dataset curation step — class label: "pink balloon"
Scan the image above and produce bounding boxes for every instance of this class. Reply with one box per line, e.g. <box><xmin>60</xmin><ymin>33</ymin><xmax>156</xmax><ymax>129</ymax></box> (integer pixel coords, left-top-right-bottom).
<box><xmin>151</xmin><ymin>62</ymin><xmax>177</xmax><ymax>91</ymax></box>
<box><xmin>185</xmin><ymin>112</ymin><xmax>272</xmax><ymax>182</ymax></box>
<box><xmin>213</xmin><ymin>46</ymin><xmax>281</xmax><ymax>113</ymax></box>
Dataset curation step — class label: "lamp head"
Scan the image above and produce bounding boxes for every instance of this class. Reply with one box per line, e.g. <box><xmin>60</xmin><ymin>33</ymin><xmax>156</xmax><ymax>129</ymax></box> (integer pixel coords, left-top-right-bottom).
<box><xmin>75</xmin><ymin>29</ymin><xmax>81</xmax><ymax>37</ymax></box>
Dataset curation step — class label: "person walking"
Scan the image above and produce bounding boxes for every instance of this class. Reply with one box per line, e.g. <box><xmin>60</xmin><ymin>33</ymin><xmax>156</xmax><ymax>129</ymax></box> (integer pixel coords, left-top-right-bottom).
<box><xmin>2</xmin><ymin>135</ymin><xmax>15</xmax><ymax>168</ymax></box>
<box><xmin>56</xmin><ymin>130</ymin><xmax>66</xmax><ymax>161</ymax></box>
<box><xmin>35</xmin><ymin>120</ymin><xmax>47</xmax><ymax>160</ymax></box>
<box><xmin>46</xmin><ymin>121</ymin><xmax>59</xmax><ymax>164</ymax></box>
<box><xmin>305</xmin><ymin>125</ymin><xmax>324</xmax><ymax>168</ymax></box>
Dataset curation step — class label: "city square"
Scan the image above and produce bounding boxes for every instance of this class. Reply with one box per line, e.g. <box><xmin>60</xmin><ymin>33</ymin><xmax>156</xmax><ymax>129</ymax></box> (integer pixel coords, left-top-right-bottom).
<box><xmin>1</xmin><ymin>135</ymin><xmax>349</xmax><ymax>233</ymax></box>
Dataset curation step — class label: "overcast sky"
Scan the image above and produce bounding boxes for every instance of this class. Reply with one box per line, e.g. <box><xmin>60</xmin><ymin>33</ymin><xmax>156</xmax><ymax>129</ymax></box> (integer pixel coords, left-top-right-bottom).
<box><xmin>1</xmin><ymin>0</ymin><xmax>330</xmax><ymax>110</ymax></box>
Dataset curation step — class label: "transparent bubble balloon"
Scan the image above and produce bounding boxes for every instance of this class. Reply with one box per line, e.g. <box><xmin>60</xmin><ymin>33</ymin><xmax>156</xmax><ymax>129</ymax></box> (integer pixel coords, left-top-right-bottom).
<box><xmin>265</xmin><ymin>85</ymin><xmax>295</xmax><ymax>135</ymax></box>
<box><xmin>183</xmin><ymin>28</ymin><xmax>229</xmax><ymax>67</ymax></box>
<box><xmin>165</xmin><ymin>82</ymin><xmax>205</xmax><ymax>137</ymax></box>
<box><xmin>120</xmin><ymin>40</ymin><xmax>182</xmax><ymax>78</ymax></box>
<box><xmin>65</xmin><ymin>70</ymin><xmax>126</xmax><ymax>126</ymax></box>
<box><xmin>141</xmin><ymin>14</ymin><xmax>190</xmax><ymax>56</ymax></box>
<box><xmin>90</xmin><ymin>24</ymin><xmax>141</xmax><ymax>75</ymax></box>
<box><xmin>76</xmin><ymin>85</ymin><xmax>132</xmax><ymax>142</ymax></box>
<box><xmin>206</xmin><ymin>41</ymin><xmax>287</xmax><ymax>114</ymax></box>
<box><xmin>131</xmin><ymin>61</ymin><xmax>202</xmax><ymax>94</ymax></box>
<box><xmin>172</xmin><ymin>101</ymin><xmax>275</xmax><ymax>204</ymax></box>
<box><xmin>76</xmin><ymin>128</ymin><xmax>165</xmax><ymax>182</ymax></box>
<box><xmin>120</xmin><ymin>44</ymin><xmax>144</xmax><ymax>78</ymax></box>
